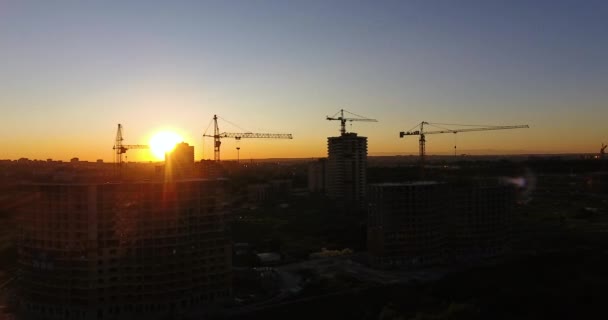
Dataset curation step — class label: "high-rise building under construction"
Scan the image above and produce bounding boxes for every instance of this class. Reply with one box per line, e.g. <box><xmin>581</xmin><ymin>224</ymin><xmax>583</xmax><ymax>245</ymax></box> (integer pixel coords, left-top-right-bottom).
<box><xmin>326</xmin><ymin>133</ymin><xmax>368</xmax><ymax>206</ymax></box>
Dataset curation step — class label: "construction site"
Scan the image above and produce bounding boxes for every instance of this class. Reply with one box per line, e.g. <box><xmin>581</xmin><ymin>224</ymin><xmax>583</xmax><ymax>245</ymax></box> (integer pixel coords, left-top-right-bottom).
<box><xmin>1</xmin><ymin>111</ymin><xmax>607</xmax><ymax>320</ymax></box>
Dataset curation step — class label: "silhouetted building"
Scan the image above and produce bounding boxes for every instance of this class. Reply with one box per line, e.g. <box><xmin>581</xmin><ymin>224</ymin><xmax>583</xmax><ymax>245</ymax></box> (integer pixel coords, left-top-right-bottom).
<box><xmin>17</xmin><ymin>179</ymin><xmax>231</xmax><ymax>320</ymax></box>
<box><xmin>0</xmin><ymin>220</ymin><xmax>12</xmax><ymax>252</ymax></box>
<box><xmin>199</xmin><ymin>160</ymin><xmax>223</xmax><ymax>179</ymax></box>
<box><xmin>368</xmin><ymin>182</ymin><xmax>447</xmax><ymax>268</ymax></box>
<box><xmin>368</xmin><ymin>180</ymin><xmax>516</xmax><ymax>268</ymax></box>
<box><xmin>247</xmin><ymin>183</ymin><xmax>270</xmax><ymax>203</ymax></box>
<box><xmin>247</xmin><ymin>180</ymin><xmax>292</xmax><ymax>204</ymax></box>
<box><xmin>326</xmin><ymin>133</ymin><xmax>367</xmax><ymax>206</ymax></box>
<box><xmin>448</xmin><ymin>181</ymin><xmax>515</xmax><ymax>261</ymax></box>
<box><xmin>589</xmin><ymin>172</ymin><xmax>608</xmax><ymax>194</ymax></box>
<box><xmin>165</xmin><ymin>142</ymin><xmax>195</xmax><ymax>179</ymax></box>
<box><xmin>307</xmin><ymin>159</ymin><xmax>326</xmax><ymax>193</ymax></box>
<box><xmin>269</xmin><ymin>179</ymin><xmax>292</xmax><ymax>199</ymax></box>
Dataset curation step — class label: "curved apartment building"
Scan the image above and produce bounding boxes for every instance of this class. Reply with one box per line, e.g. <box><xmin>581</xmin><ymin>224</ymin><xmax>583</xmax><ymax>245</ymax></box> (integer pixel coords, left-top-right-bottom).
<box><xmin>17</xmin><ymin>179</ymin><xmax>231</xmax><ymax>320</ymax></box>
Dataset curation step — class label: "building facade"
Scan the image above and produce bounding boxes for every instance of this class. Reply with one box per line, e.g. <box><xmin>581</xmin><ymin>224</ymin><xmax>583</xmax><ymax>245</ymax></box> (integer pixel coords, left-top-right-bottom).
<box><xmin>17</xmin><ymin>179</ymin><xmax>231</xmax><ymax>320</ymax></box>
<box><xmin>368</xmin><ymin>179</ymin><xmax>516</xmax><ymax>268</ymax></box>
<box><xmin>589</xmin><ymin>172</ymin><xmax>608</xmax><ymax>194</ymax></box>
<box><xmin>326</xmin><ymin>133</ymin><xmax>368</xmax><ymax>206</ymax></box>
<box><xmin>307</xmin><ymin>159</ymin><xmax>326</xmax><ymax>193</ymax></box>
<box><xmin>164</xmin><ymin>142</ymin><xmax>195</xmax><ymax>179</ymax></box>
<box><xmin>448</xmin><ymin>181</ymin><xmax>515</xmax><ymax>261</ymax></box>
<box><xmin>367</xmin><ymin>182</ymin><xmax>447</xmax><ymax>268</ymax></box>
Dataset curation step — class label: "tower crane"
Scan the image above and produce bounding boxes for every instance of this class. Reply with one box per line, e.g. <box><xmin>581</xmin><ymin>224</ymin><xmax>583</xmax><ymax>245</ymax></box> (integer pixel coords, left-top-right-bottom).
<box><xmin>113</xmin><ymin>124</ymin><xmax>149</xmax><ymax>166</ymax></box>
<box><xmin>203</xmin><ymin>115</ymin><xmax>293</xmax><ymax>162</ymax></box>
<box><xmin>601</xmin><ymin>143</ymin><xmax>607</xmax><ymax>159</ymax></box>
<box><xmin>326</xmin><ymin>109</ymin><xmax>378</xmax><ymax>136</ymax></box>
<box><xmin>400</xmin><ymin>121</ymin><xmax>529</xmax><ymax>169</ymax></box>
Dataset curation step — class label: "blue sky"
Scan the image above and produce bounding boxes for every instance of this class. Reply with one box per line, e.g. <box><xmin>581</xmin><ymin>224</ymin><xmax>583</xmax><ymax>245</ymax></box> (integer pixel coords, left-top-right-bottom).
<box><xmin>0</xmin><ymin>0</ymin><xmax>606</xmax><ymax>160</ymax></box>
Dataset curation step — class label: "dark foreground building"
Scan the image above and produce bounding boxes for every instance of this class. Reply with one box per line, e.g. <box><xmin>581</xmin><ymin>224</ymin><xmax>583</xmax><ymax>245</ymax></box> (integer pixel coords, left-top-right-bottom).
<box><xmin>17</xmin><ymin>179</ymin><xmax>231</xmax><ymax>320</ymax></box>
<box><xmin>589</xmin><ymin>172</ymin><xmax>608</xmax><ymax>194</ymax></box>
<box><xmin>367</xmin><ymin>182</ymin><xmax>448</xmax><ymax>268</ymax></box>
<box><xmin>367</xmin><ymin>180</ymin><xmax>515</xmax><ymax>268</ymax></box>
<box><xmin>449</xmin><ymin>181</ymin><xmax>515</xmax><ymax>262</ymax></box>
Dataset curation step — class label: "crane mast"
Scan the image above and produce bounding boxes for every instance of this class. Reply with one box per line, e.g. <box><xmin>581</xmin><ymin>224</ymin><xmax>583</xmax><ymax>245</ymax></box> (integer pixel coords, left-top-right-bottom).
<box><xmin>114</xmin><ymin>123</ymin><xmax>124</xmax><ymax>164</ymax></box>
<box><xmin>213</xmin><ymin>115</ymin><xmax>221</xmax><ymax>162</ymax></box>
<box><xmin>326</xmin><ymin>109</ymin><xmax>377</xmax><ymax>136</ymax></box>
<box><xmin>203</xmin><ymin>115</ymin><xmax>293</xmax><ymax>162</ymax></box>
<box><xmin>112</xmin><ymin>124</ymin><xmax>149</xmax><ymax>167</ymax></box>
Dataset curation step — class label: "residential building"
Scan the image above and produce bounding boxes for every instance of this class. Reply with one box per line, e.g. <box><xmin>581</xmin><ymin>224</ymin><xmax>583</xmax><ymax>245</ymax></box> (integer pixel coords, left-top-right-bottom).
<box><xmin>326</xmin><ymin>133</ymin><xmax>367</xmax><ymax>206</ymax></box>
<box><xmin>164</xmin><ymin>142</ymin><xmax>195</xmax><ymax>179</ymax></box>
<box><xmin>367</xmin><ymin>179</ymin><xmax>516</xmax><ymax>268</ymax></box>
<box><xmin>307</xmin><ymin>159</ymin><xmax>326</xmax><ymax>193</ymax></box>
<box><xmin>17</xmin><ymin>178</ymin><xmax>231</xmax><ymax>320</ymax></box>
<box><xmin>449</xmin><ymin>181</ymin><xmax>515</xmax><ymax>261</ymax></box>
<box><xmin>367</xmin><ymin>182</ymin><xmax>447</xmax><ymax>268</ymax></box>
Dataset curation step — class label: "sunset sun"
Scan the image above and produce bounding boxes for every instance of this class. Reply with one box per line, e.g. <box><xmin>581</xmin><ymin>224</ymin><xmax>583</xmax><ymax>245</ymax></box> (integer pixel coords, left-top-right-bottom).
<box><xmin>149</xmin><ymin>131</ymin><xmax>182</xmax><ymax>160</ymax></box>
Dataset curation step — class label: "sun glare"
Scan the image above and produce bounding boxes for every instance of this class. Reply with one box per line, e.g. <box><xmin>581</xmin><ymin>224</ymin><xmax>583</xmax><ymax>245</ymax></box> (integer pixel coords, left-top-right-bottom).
<box><xmin>149</xmin><ymin>131</ymin><xmax>182</xmax><ymax>160</ymax></box>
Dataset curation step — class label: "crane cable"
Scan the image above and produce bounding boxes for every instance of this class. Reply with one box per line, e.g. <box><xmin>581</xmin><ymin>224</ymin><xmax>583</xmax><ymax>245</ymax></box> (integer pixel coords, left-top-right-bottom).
<box><xmin>405</xmin><ymin>122</ymin><xmax>422</xmax><ymax>133</ymax></box>
<box><xmin>429</xmin><ymin>122</ymin><xmax>506</xmax><ymax>128</ymax></box>
<box><xmin>218</xmin><ymin>116</ymin><xmax>250</xmax><ymax>133</ymax></box>
<box><xmin>342</xmin><ymin>109</ymin><xmax>372</xmax><ymax>120</ymax></box>
<box><xmin>202</xmin><ymin>118</ymin><xmax>214</xmax><ymax>160</ymax></box>
<box><xmin>330</xmin><ymin>109</ymin><xmax>373</xmax><ymax>120</ymax></box>
<box><xmin>424</xmin><ymin>123</ymin><xmax>461</xmax><ymax>156</ymax></box>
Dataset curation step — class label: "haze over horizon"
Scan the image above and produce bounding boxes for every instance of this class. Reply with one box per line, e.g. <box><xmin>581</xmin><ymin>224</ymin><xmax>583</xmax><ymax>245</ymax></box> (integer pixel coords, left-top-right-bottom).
<box><xmin>1</xmin><ymin>0</ymin><xmax>606</xmax><ymax>162</ymax></box>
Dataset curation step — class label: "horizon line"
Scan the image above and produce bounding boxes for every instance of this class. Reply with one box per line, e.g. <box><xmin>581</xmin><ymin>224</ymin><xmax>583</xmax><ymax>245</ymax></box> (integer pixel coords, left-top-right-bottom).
<box><xmin>1</xmin><ymin>151</ymin><xmax>602</xmax><ymax>163</ymax></box>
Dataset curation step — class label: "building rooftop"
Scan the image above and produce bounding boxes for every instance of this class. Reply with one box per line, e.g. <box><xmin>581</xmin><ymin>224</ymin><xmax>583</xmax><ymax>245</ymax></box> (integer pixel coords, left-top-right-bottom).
<box><xmin>328</xmin><ymin>132</ymin><xmax>368</xmax><ymax>138</ymax></box>
<box><xmin>369</xmin><ymin>181</ymin><xmax>441</xmax><ymax>187</ymax></box>
<box><xmin>21</xmin><ymin>177</ymin><xmax>229</xmax><ymax>186</ymax></box>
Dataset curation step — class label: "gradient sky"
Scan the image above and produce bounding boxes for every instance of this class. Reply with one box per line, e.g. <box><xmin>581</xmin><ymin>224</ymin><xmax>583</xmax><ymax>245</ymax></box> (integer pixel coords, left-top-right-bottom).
<box><xmin>1</xmin><ymin>0</ymin><xmax>606</xmax><ymax>161</ymax></box>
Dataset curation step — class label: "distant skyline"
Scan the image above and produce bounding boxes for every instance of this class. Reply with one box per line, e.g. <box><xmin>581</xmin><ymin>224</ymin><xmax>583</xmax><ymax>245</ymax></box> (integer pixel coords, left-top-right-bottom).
<box><xmin>1</xmin><ymin>1</ymin><xmax>606</xmax><ymax>161</ymax></box>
